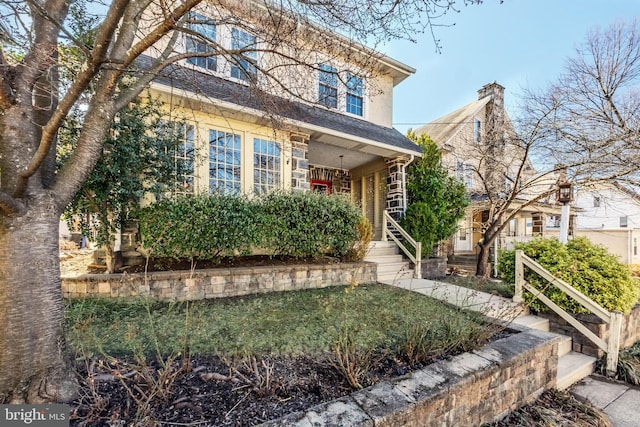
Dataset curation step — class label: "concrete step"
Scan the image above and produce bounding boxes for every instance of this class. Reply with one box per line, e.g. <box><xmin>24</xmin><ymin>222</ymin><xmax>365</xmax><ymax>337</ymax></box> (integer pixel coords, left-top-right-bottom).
<box><xmin>364</xmin><ymin>254</ymin><xmax>404</xmax><ymax>264</ymax></box>
<box><xmin>556</xmin><ymin>352</ymin><xmax>596</xmax><ymax>390</ymax></box>
<box><xmin>378</xmin><ymin>269</ymin><xmax>415</xmax><ymax>282</ymax></box>
<box><xmin>558</xmin><ymin>335</ymin><xmax>573</xmax><ymax>357</ymax></box>
<box><xmin>512</xmin><ymin>314</ymin><xmax>549</xmax><ymax>331</ymax></box>
<box><xmin>368</xmin><ymin>241</ymin><xmax>397</xmax><ymax>249</ymax></box>
<box><xmin>376</xmin><ymin>262</ymin><xmax>411</xmax><ymax>273</ymax></box>
<box><xmin>366</xmin><ymin>247</ymin><xmax>401</xmax><ymax>257</ymax></box>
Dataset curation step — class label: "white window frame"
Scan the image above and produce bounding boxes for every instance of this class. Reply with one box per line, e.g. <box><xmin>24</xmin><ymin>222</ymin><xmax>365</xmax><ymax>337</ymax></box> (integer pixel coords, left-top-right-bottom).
<box><xmin>208</xmin><ymin>128</ymin><xmax>242</xmax><ymax>194</ymax></box>
<box><xmin>253</xmin><ymin>138</ymin><xmax>282</xmax><ymax>194</ymax></box>
<box><xmin>474</xmin><ymin>119</ymin><xmax>482</xmax><ymax>143</ymax></box>
<box><xmin>230</xmin><ymin>27</ymin><xmax>258</xmax><ymax>83</ymax></box>
<box><xmin>185</xmin><ymin>12</ymin><xmax>218</xmax><ymax>72</ymax></box>
<box><xmin>317</xmin><ymin>62</ymin><xmax>366</xmax><ymax>118</ymax></box>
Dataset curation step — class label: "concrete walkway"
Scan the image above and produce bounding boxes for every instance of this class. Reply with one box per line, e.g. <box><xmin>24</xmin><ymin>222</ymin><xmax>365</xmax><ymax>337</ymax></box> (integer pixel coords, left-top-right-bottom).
<box><xmin>386</xmin><ymin>277</ymin><xmax>526</xmax><ymax>319</ymax></box>
<box><xmin>571</xmin><ymin>376</ymin><xmax>640</xmax><ymax>427</ymax></box>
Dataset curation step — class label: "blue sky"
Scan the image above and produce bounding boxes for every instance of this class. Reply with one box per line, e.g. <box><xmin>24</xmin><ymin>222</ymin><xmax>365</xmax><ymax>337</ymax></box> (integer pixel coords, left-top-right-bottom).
<box><xmin>384</xmin><ymin>0</ymin><xmax>639</xmax><ymax>134</ymax></box>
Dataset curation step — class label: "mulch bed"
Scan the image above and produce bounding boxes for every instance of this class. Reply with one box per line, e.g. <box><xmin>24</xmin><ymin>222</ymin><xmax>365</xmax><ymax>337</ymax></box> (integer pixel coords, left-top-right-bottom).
<box><xmin>69</xmin><ymin>353</ymin><xmax>413</xmax><ymax>426</ymax></box>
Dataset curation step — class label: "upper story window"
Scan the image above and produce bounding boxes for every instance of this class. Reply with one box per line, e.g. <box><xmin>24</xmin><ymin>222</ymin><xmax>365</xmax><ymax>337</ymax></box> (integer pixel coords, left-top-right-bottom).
<box><xmin>346</xmin><ymin>73</ymin><xmax>363</xmax><ymax>116</ymax></box>
<box><xmin>456</xmin><ymin>161</ymin><xmax>474</xmax><ymax>188</ymax></box>
<box><xmin>186</xmin><ymin>13</ymin><xmax>217</xmax><ymax>72</ymax></box>
<box><xmin>318</xmin><ymin>64</ymin><xmax>338</xmax><ymax>109</ymax></box>
<box><xmin>209</xmin><ymin>128</ymin><xmax>241</xmax><ymax>194</ymax></box>
<box><xmin>253</xmin><ymin>138</ymin><xmax>281</xmax><ymax>194</ymax></box>
<box><xmin>231</xmin><ymin>28</ymin><xmax>257</xmax><ymax>82</ymax></box>
<box><xmin>621</xmin><ymin>216</ymin><xmax>628</xmax><ymax>228</ymax></box>
<box><xmin>593</xmin><ymin>196</ymin><xmax>601</xmax><ymax>207</ymax></box>
<box><xmin>474</xmin><ymin>119</ymin><xmax>482</xmax><ymax>143</ymax></box>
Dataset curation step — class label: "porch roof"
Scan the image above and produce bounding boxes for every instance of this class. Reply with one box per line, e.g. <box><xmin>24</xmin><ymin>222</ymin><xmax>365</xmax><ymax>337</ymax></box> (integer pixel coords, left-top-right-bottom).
<box><xmin>140</xmin><ymin>56</ymin><xmax>422</xmax><ymax>166</ymax></box>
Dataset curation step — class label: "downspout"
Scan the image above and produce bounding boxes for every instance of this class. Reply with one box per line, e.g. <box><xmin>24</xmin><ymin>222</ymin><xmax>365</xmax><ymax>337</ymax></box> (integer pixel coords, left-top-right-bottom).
<box><xmin>628</xmin><ymin>229</ymin><xmax>632</xmax><ymax>265</ymax></box>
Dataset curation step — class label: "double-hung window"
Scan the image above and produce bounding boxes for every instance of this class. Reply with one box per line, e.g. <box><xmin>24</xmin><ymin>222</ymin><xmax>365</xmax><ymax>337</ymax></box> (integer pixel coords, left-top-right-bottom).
<box><xmin>346</xmin><ymin>73</ymin><xmax>363</xmax><ymax>116</ymax></box>
<box><xmin>186</xmin><ymin>13</ymin><xmax>217</xmax><ymax>71</ymax></box>
<box><xmin>318</xmin><ymin>64</ymin><xmax>338</xmax><ymax>108</ymax></box>
<box><xmin>474</xmin><ymin>119</ymin><xmax>482</xmax><ymax>143</ymax></box>
<box><xmin>456</xmin><ymin>161</ymin><xmax>474</xmax><ymax>188</ymax></box>
<box><xmin>231</xmin><ymin>28</ymin><xmax>257</xmax><ymax>82</ymax></box>
<box><xmin>209</xmin><ymin>129</ymin><xmax>241</xmax><ymax>194</ymax></box>
<box><xmin>253</xmin><ymin>138</ymin><xmax>281</xmax><ymax>194</ymax></box>
<box><xmin>169</xmin><ymin>122</ymin><xmax>195</xmax><ymax>195</ymax></box>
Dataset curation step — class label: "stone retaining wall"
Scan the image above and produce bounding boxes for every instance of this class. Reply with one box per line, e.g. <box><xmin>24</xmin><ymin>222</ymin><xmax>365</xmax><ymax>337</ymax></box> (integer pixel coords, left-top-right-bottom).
<box><xmin>62</xmin><ymin>262</ymin><xmax>376</xmax><ymax>301</ymax></box>
<box><xmin>544</xmin><ymin>303</ymin><xmax>640</xmax><ymax>357</ymax></box>
<box><xmin>260</xmin><ymin>328</ymin><xmax>560</xmax><ymax>426</ymax></box>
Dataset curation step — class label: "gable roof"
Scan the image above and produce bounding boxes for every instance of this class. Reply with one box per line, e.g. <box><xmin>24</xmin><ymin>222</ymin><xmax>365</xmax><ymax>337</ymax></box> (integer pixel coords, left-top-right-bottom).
<box><xmin>414</xmin><ymin>96</ymin><xmax>490</xmax><ymax>147</ymax></box>
<box><xmin>138</xmin><ymin>55</ymin><xmax>421</xmax><ymax>157</ymax></box>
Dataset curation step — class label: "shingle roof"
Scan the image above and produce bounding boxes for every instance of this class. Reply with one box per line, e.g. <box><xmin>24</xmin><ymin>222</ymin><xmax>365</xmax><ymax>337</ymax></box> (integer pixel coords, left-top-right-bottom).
<box><xmin>414</xmin><ymin>97</ymin><xmax>490</xmax><ymax>145</ymax></box>
<box><xmin>138</xmin><ymin>55</ymin><xmax>421</xmax><ymax>155</ymax></box>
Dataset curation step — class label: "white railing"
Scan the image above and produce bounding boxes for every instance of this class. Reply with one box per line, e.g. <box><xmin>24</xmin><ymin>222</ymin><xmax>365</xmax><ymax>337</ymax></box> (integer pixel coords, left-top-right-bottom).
<box><xmin>514</xmin><ymin>250</ymin><xmax>623</xmax><ymax>376</ymax></box>
<box><xmin>382</xmin><ymin>210</ymin><xmax>421</xmax><ymax>279</ymax></box>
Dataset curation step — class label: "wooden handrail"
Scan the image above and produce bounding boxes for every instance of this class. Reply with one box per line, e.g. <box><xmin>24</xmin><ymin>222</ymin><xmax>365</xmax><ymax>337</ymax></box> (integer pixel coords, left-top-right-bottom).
<box><xmin>513</xmin><ymin>249</ymin><xmax>622</xmax><ymax>376</ymax></box>
<box><xmin>382</xmin><ymin>210</ymin><xmax>421</xmax><ymax>279</ymax></box>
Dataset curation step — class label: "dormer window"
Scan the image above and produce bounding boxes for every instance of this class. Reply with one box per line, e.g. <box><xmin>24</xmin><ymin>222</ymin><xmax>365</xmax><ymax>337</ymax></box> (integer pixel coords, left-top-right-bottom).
<box><xmin>186</xmin><ymin>13</ymin><xmax>217</xmax><ymax>71</ymax></box>
<box><xmin>230</xmin><ymin>28</ymin><xmax>257</xmax><ymax>82</ymax></box>
<box><xmin>346</xmin><ymin>73</ymin><xmax>363</xmax><ymax>116</ymax></box>
<box><xmin>318</xmin><ymin>64</ymin><xmax>338</xmax><ymax>108</ymax></box>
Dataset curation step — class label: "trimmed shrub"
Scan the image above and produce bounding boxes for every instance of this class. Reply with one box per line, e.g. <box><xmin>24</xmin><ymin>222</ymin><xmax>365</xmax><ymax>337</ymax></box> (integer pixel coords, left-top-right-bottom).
<box><xmin>136</xmin><ymin>191</ymin><xmax>364</xmax><ymax>262</ymax></box>
<box><xmin>259</xmin><ymin>190</ymin><xmax>362</xmax><ymax>259</ymax></box>
<box><xmin>137</xmin><ymin>194</ymin><xmax>261</xmax><ymax>260</ymax></box>
<box><xmin>498</xmin><ymin>237</ymin><xmax>640</xmax><ymax>314</ymax></box>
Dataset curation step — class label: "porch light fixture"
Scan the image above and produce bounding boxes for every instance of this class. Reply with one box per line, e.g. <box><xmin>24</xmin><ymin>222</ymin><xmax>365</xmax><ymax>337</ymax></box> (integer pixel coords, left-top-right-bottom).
<box><xmin>337</xmin><ymin>155</ymin><xmax>349</xmax><ymax>179</ymax></box>
<box><xmin>557</xmin><ymin>182</ymin><xmax>573</xmax><ymax>204</ymax></box>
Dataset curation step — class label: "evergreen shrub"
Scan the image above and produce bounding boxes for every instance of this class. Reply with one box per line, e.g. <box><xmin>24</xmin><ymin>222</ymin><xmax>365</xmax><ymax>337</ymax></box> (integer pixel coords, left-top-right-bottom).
<box><xmin>498</xmin><ymin>237</ymin><xmax>640</xmax><ymax>314</ymax></box>
<box><xmin>137</xmin><ymin>194</ymin><xmax>260</xmax><ymax>260</ymax></box>
<box><xmin>260</xmin><ymin>190</ymin><xmax>362</xmax><ymax>259</ymax></box>
<box><xmin>137</xmin><ymin>191</ymin><xmax>363</xmax><ymax>262</ymax></box>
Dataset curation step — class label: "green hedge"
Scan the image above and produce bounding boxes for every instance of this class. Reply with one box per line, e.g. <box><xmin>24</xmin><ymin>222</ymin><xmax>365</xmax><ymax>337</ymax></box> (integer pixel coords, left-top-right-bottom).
<box><xmin>137</xmin><ymin>194</ymin><xmax>261</xmax><ymax>260</ymax></box>
<box><xmin>498</xmin><ymin>237</ymin><xmax>640</xmax><ymax>314</ymax></box>
<box><xmin>259</xmin><ymin>190</ymin><xmax>362</xmax><ymax>259</ymax></box>
<box><xmin>137</xmin><ymin>191</ymin><xmax>363</xmax><ymax>261</ymax></box>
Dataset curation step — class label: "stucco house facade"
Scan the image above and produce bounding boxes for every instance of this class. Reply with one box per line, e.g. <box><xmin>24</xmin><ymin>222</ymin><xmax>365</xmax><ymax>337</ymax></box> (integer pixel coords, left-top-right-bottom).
<box><xmin>413</xmin><ymin>82</ymin><xmax>561</xmax><ymax>254</ymax></box>
<box><xmin>138</xmin><ymin>0</ymin><xmax>421</xmax><ymax>240</ymax></box>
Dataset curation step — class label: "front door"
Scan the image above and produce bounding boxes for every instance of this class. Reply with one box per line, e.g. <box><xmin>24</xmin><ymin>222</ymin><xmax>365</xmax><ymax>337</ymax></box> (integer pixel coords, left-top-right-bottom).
<box><xmin>354</xmin><ymin>170</ymin><xmax>388</xmax><ymax>239</ymax></box>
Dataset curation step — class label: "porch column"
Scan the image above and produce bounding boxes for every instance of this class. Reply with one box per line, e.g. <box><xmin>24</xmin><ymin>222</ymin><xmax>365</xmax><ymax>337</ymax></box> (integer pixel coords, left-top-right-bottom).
<box><xmin>290</xmin><ymin>133</ymin><xmax>309</xmax><ymax>192</ymax></box>
<box><xmin>385</xmin><ymin>157</ymin><xmax>408</xmax><ymax>220</ymax></box>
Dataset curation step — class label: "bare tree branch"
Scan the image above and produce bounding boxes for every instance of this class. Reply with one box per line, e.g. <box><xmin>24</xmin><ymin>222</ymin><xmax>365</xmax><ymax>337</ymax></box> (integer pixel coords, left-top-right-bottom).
<box><xmin>0</xmin><ymin>191</ymin><xmax>27</xmax><ymax>217</ymax></box>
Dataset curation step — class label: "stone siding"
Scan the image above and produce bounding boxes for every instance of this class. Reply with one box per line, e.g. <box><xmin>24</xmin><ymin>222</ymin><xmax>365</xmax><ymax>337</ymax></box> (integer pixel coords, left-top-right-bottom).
<box><xmin>62</xmin><ymin>262</ymin><xmax>376</xmax><ymax>301</ymax></box>
<box><xmin>385</xmin><ymin>157</ymin><xmax>406</xmax><ymax>220</ymax></box>
<box><xmin>543</xmin><ymin>303</ymin><xmax>640</xmax><ymax>357</ymax></box>
<box><xmin>260</xmin><ymin>328</ymin><xmax>560</xmax><ymax>426</ymax></box>
<box><xmin>291</xmin><ymin>141</ymin><xmax>309</xmax><ymax>192</ymax></box>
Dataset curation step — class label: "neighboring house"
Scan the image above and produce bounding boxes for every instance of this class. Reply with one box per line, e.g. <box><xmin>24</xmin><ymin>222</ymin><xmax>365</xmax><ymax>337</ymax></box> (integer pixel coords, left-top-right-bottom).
<box><xmin>413</xmin><ymin>82</ymin><xmax>561</xmax><ymax>254</ymax></box>
<box><xmin>139</xmin><ymin>1</ymin><xmax>421</xmax><ymax>239</ymax></box>
<box><xmin>547</xmin><ymin>183</ymin><xmax>640</xmax><ymax>264</ymax></box>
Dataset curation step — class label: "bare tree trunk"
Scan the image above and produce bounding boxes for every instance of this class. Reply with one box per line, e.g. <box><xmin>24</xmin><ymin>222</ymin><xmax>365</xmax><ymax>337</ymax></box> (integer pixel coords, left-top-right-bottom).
<box><xmin>476</xmin><ymin>242</ymin><xmax>491</xmax><ymax>278</ymax></box>
<box><xmin>103</xmin><ymin>243</ymin><xmax>122</xmax><ymax>274</ymax></box>
<box><xmin>0</xmin><ymin>192</ymin><xmax>77</xmax><ymax>403</ymax></box>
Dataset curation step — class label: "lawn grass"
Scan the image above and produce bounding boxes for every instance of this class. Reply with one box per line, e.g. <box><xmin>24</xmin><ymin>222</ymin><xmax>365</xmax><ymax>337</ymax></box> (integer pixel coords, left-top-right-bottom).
<box><xmin>65</xmin><ymin>283</ymin><xmax>491</xmax><ymax>359</ymax></box>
